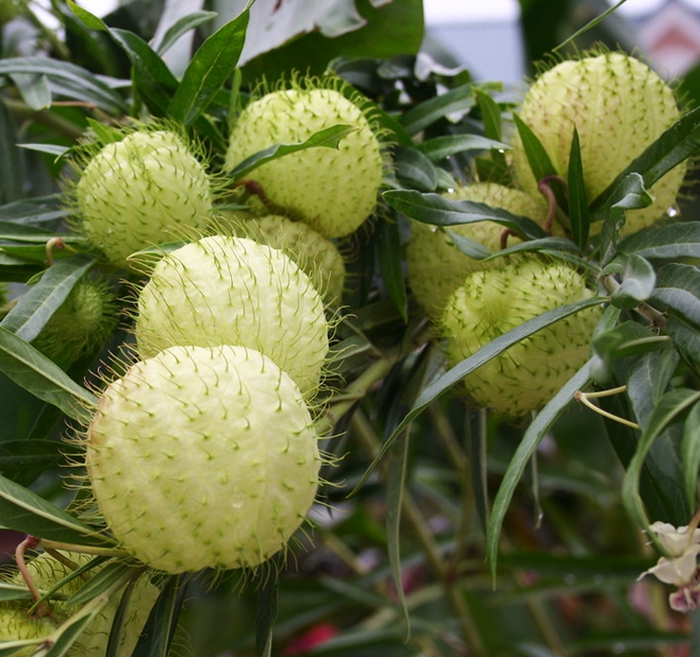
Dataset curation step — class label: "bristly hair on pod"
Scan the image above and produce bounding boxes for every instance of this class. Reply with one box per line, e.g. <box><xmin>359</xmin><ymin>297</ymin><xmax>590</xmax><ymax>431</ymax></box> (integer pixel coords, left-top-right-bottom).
<box><xmin>510</xmin><ymin>45</ymin><xmax>690</xmax><ymax>237</ymax></box>
<box><xmin>61</xmin><ymin>119</ymin><xmax>228</xmax><ymax>270</ymax></box>
<box><xmin>125</xmin><ymin>234</ymin><xmax>334</xmax><ymax>402</ymax></box>
<box><xmin>224</xmin><ymin>72</ymin><xmax>394</xmax><ymax>239</ymax></box>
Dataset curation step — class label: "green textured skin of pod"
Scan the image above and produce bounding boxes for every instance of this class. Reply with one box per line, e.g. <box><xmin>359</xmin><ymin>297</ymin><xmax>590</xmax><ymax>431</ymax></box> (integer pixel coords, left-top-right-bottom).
<box><xmin>228</xmin><ymin>214</ymin><xmax>346</xmax><ymax>305</ymax></box>
<box><xmin>0</xmin><ymin>551</ymin><xmax>159</xmax><ymax>656</ymax></box>
<box><xmin>511</xmin><ymin>52</ymin><xmax>685</xmax><ymax>235</ymax></box>
<box><xmin>134</xmin><ymin>235</ymin><xmax>329</xmax><ymax>396</ymax></box>
<box><xmin>440</xmin><ymin>258</ymin><xmax>603</xmax><ymax>418</ymax></box>
<box><xmin>75</xmin><ymin>130</ymin><xmax>212</xmax><ymax>265</ymax></box>
<box><xmin>225</xmin><ymin>87</ymin><xmax>384</xmax><ymax>238</ymax></box>
<box><xmin>86</xmin><ymin>344</ymin><xmax>321</xmax><ymax>574</ymax></box>
<box><xmin>31</xmin><ymin>277</ymin><xmax>118</xmax><ymax>369</ymax></box>
<box><xmin>406</xmin><ymin>182</ymin><xmax>548</xmax><ymax>318</ymax></box>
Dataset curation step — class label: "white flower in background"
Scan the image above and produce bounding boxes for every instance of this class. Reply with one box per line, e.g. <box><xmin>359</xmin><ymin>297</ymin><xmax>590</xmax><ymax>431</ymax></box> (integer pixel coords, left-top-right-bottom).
<box><xmin>638</xmin><ymin>518</ymin><xmax>700</xmax><ymax>612</ymax></box>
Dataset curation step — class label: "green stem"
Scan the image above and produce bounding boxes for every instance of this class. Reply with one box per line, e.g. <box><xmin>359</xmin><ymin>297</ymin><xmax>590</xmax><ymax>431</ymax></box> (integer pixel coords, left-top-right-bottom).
<box><xmin>4</xmin><ymin>97</ymin><xmax>85</xmax><ymax>140</ymax></box>
<box><xmin>350</xmin><ymin>410</ymin><xmax>486</xmax><ymax>656</ymax></box>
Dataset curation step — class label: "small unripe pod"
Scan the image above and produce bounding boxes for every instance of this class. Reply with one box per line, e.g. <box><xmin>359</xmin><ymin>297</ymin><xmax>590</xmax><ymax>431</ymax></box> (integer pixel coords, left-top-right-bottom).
<box><xmin>441</xmin><ymin>258</ymin><xmax>602</xmax><ymax>418</ymax></box>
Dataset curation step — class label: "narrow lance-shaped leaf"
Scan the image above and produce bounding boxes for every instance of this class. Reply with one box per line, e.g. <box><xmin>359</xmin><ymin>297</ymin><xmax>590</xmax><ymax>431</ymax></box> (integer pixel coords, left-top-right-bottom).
<box><xmin>154</xmin><ymin>11</ymin><xmax>218</xmax><ymax>56</ymax></box>
<box><xmin>386</xmin><ymin>433</ymin><xmax>411</xmax><ymax>638</ymax></box>
<box><xmin>109</xmin><ymin>29</ymin><xmax>179</xmax><ymax>116</ymax></box>
<box><xmin>618</xmin><ymin>221</ymin><xmax>700</xmax><ymax>260</ymax></box>
<box><xmin>418</xmin><ymin>134</ymin><xmax>510</xmax><ymax>161</ymax></box>
<box><xmin>1</xmin><ymin>254</ymin><xmax>96</xmax><ymax>342</ymax></box>
<box><xmin>131</xmin><ymin>575</ymin><xmax>189</xmax><ymax>657</ymax></box>
<box><xmin>622</xmin><ymin>388</ymin><xmax>700</xmax><ymax>537</ymax></box>
<box><xmin>682</xmin><ymin>403</ymin><xmax>700</xmax><ymax>511</ymax></box>
<box><xmin>351</xmin><ymin>295</ymin><xmax>607</xmax><ymax>494</ymax></box>
<box><xmin>0</xmin><ymin>326</ymin><xmax>98</xmax><ymax>421</ymax></box>
<box><xmin>475</xmin><ymin>87</ymin><xmax>503</xmax><ymax>141</ymax></box>
<box><xmin>0</xmin><ymin>57</ymin><xmax>127</xmax><ymax>115</ymax></box>
<box><xmin>0</xmin><ymin>473</ymin><xmax>105</xmax><ymax>545</ymax></box>
<box><xmin>400</xmin><ymin>83</ymin><xmax>475</xmax><ymax>134</ymax></box>
<box><xmin>651</xmin><ymin>263</ymin><xmax>700</xmax><ymax>329</ymax></box>
<box><xmin>383</xmin><ymin>188</ymin><xmax>549</xmax><ymax>240</ymax></box>
<box><xmin>256</xmin><ymin>555</ymin><xmax>280</xmax><ymax>657</ymax></box>
<box><xmin>228</xmin><ymin>124</ymin><xmax>358</xmax><ymax>180</ymax></box>
<box><xmin>609</xmin><ymin>254</ymin><xmax>657</xmax><ymax>310</ymax></box>
<box><xmin>486</xmin><ymin>358</ymin><xmax>596</xmax><ymax>578</ymax></box>
<box><xmin>376</xmin><ymin>215</ymin><xmax>407</xmax><ymax>322</ymax></box>
<box><xmin>567</xmin><ymin>127</ymin><xmax>590</xmax><ymax>249</ymax></box>
<box><xmin>394</xmin><ymin>145</ymin><xmax>439</xmax><ymax>192</ymax></box>
<box><xmin>168</xmin><ymin>9</ymin><xmax>250</xmax><ymax>125</ymax></box>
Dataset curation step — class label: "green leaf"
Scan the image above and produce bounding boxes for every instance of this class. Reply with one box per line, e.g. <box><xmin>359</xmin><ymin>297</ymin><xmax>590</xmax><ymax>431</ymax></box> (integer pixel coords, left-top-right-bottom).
<box><xmin>474</xmin><ymin>87</ymin><xmax>503</xmax><ymax>141</ymax></box>
<box><xmin>353</xmin><ymin>296</ymin><xmax>606</xmax><ymax>493</ymax></box>
<box><xmin>16</xmin><ymin>143</ymin><xmax>69</xmax><ymax>158</ymax></box>
<box><xmin>154</xmin><ymin>11</ymin><xmax>218</xmax><ymax>56</ymax></box>
<box><xmin>131</xmin><ymin>575</ymin><xmax>187</xmax><ymax>657</ymax></box>
<box><xmin>667</xmin><ymin>316</ymin><xmax>700</xmax><ymax>374</ymax></box>
<box><xmin>622</xmin><ymin>387</ymin><xmax>700</xmax><ymax>530</ymax></box>
<box><xmin>67</xmin><ymin>0</ymin><xmax>107</xmax><ymax>31</ymax></box>
<box><xmin>65</xmin><ymin>562</ymin><xmax>137</xmax><ymax>608</ymax></box>
<box><xmin>0</xmin><ymin>473</ymin><xmax>104</xmax><ymax>544</ymax></box>
<box><xmin>393</xmin><ymin>146</ymin><xmax>438</xmax><ymax>192</ymax></box>
<box><xmin>0</xmin><ymin>195</ymin><xmax>68</xmax><ymax>228</ymax></box>
<box><xmin>1</xmin><ymin>254</ymin><xmax>96</xmax><ymax>342</ymax></box>
<box><xmin>486</xmin><ymin>358</ymin><xmax>595</xmax><ymax>578</ymax></box>
<box><xmin>375</xmin><ymin>215</ymin><xmax>407</xmax><ymax>322</ymax></box>
<box><xmin>0</xmin><ymin>100</ymin><xmax>23</xmax><ymax>205</ymax></box>
<box><xmin>566</xmin><ymin>128</ymin><xmax>590</xmax><ymax>249</ymax></box>
<box><xmin>417</xmin><ymin>134</ymin><xmax>510</xmax><ymax>161</ymax></box>
<box><xmin>168</xmin><ymin>9</ymin><xmax>249</xmax><ymax>125</ymax></box>
<box><xmin>0</xmin><ymin>326</ymin><xmax>98</xmax><ymax>422</ymax></box>
<box><xmin>385</xmin><ymin>434</ymin><xmax>411</xmax><ymax>638</ymax></box>
<box><xmin>383</xmin><ymin>189</ymin><xmax>549</xmax><ymax>240</ymax></box>
<box><xmin>109</xmin><ymin>29</ymin><xmax>178</xmax><ymax>116</ymax></box>
<box><xmin>240</xmin><ymin>0</ymin><xmax>424</xmax><ymax>84</ymax></box>
<box><xmin>10</xmin><ymin>73</ymin><xmax>51</xmax><ymax>111</ymax></box>
<box><xmin>618</xmin><ymin>221</ymin><xmax>700</xmax><ymax>260</ymax></box>
<box><xmin>593</xmin><ymin>321</ymin><xmax>668</xmax><ymax>364</ymax></box>
<box><xmin>0</xmin><ymin>57</ymin><xmax>127</xmax><ymax>115</ymax></box>
<box><xmin>682</xmin><ymin>402</ymin><xmax>700</xmax><ymax>510</ymax></box>
<box><xmin>447</xmin><ymin>231</ymin><xmax>493</xmax><ymax>260</ymax></box>
<box><xmin>255</xmin><ymin>556</ymin><xmax>280</xmax><ymax>657</ymax></box>
<box><xmin>0</xmin><ymin>440</ymin><xmax>72</xmax><ymax>486</ymax></box>
<box><xmin>610</xmin><ymin>254</ymin><xmax>656</xmax><ymax>309</ymax></box>
<box><xmin>227</xmin><ymin>124</ymin><xmax>358</xmax><ymax>180</ymax></box>
<box><xmin>651</xmin><ymin>263</ymin><xmax>700</xmax><ymax>328</ymax></box>
<box><xmin>512</xmin><ymin>113</ymin><xmax>561</xmax><ymax>203</ymax></box>
<box><xmin>400</xmin><ymin>83</ymin><xmax>475</xmax><ymax>134</ymax></box>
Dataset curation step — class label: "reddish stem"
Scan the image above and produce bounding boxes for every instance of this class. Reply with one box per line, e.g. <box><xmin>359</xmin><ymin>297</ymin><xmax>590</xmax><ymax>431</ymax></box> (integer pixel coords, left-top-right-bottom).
<box><xmin>234</xmin><ymin>179</ymin><xmax>279</xmax><ymax>214</ymax></box>
<box><xmin>537</xmin><ymin>174</ymin><xmax>567</xmax><ymax>234</ymax></box>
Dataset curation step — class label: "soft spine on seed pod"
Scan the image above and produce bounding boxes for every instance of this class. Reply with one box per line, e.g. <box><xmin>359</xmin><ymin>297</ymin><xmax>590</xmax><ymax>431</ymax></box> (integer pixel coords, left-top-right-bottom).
<box><xmin>218</xmin><ymin>212</ymin><xmax>346</xmax><ymax>305</ymax></box>
<box><xmin>440</xmin><ymin>257</ymin><xmax>603</xmax><ymax>418</ymax></box>
<box><xmin>405</xmin><ymin>182</ymin><xmax>549</xmax><ymax>318</ymax></box>
<box><xmin>70</xmin><ymin>127</ymin><xmax>213</xmax><ymax>266</ymax></box>
<box><xmin>224</xmin><ymin>77</ymin><xmax>386</xmax><ymax>238</ymax></box>
<box><xmin>31</xmin><ymin>277</ymin><xmax>119</xmax><ymax>369</ymax></box>
<box><xmin>133</xmin><ymin>234</ymin><xmax>330</xmax><ymax>397</ymax></box>
<box><xmin>0</xmin><ymin>551</ymin><xmax>159</xmax><ymax>656</ymax></box>
<box><xmin>85</xmin><ymin>344</ymin><xmax>322</xmax><ymax>574</ymax></box>
<box><xmin>511</xmin><ymin>51</ymin><xmax>686</xmax><ymax>236</ymax></box>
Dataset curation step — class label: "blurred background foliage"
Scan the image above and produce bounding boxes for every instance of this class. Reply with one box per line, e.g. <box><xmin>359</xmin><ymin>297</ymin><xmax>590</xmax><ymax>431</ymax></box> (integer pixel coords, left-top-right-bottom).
<box><xmin>0</xmin><ymin>1</ymin><xmax>699</xmax><ymax>656</ymax></box>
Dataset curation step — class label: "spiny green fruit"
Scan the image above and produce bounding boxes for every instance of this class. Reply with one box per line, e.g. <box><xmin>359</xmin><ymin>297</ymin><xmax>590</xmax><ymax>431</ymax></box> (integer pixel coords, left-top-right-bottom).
<box><xmin>224</xmin><ymin>213</ymin><xmax>346</xmax><ymax>305</ymax></box>
<box><xmin>0</xmin><ymin>551</ymin><xmax>159</xmax><ymax>656</ymax></box>
<box><xmin>406</xmin><ymin>182</ymin><xmax>547</xmax><ymax>318</ymax></box>
<box><xmin>134</xmin><ymin>234</ymin><xmax>329</xmax><ymax>396</ymax></box>
<box><xmin>32</xmin><ymin>277</ymin><xmax>118</xmax><ymax>369</ymax></box>
<box><xmin>224</xmin><ymin>82</ymin><xmax>384</xmax><ymax>238</ymax></box>
<box><xmin>73</xmin><ymin>129</ymin><xmax>213</xmax><ymax>265</ymax></box>
<box><xmin>440</xmin><ymin>258</ymin><xmax>602</xmax><ymax>418</ymax></box>
<box><xmin>86</xmin><ymin>344</ymin><xmax>321</xmax><ymax>574</ymax></box>
<box><xmin>511</xmin><ymin>52</ymin><xmax>685</xmax><ymax>235</ymax></box>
